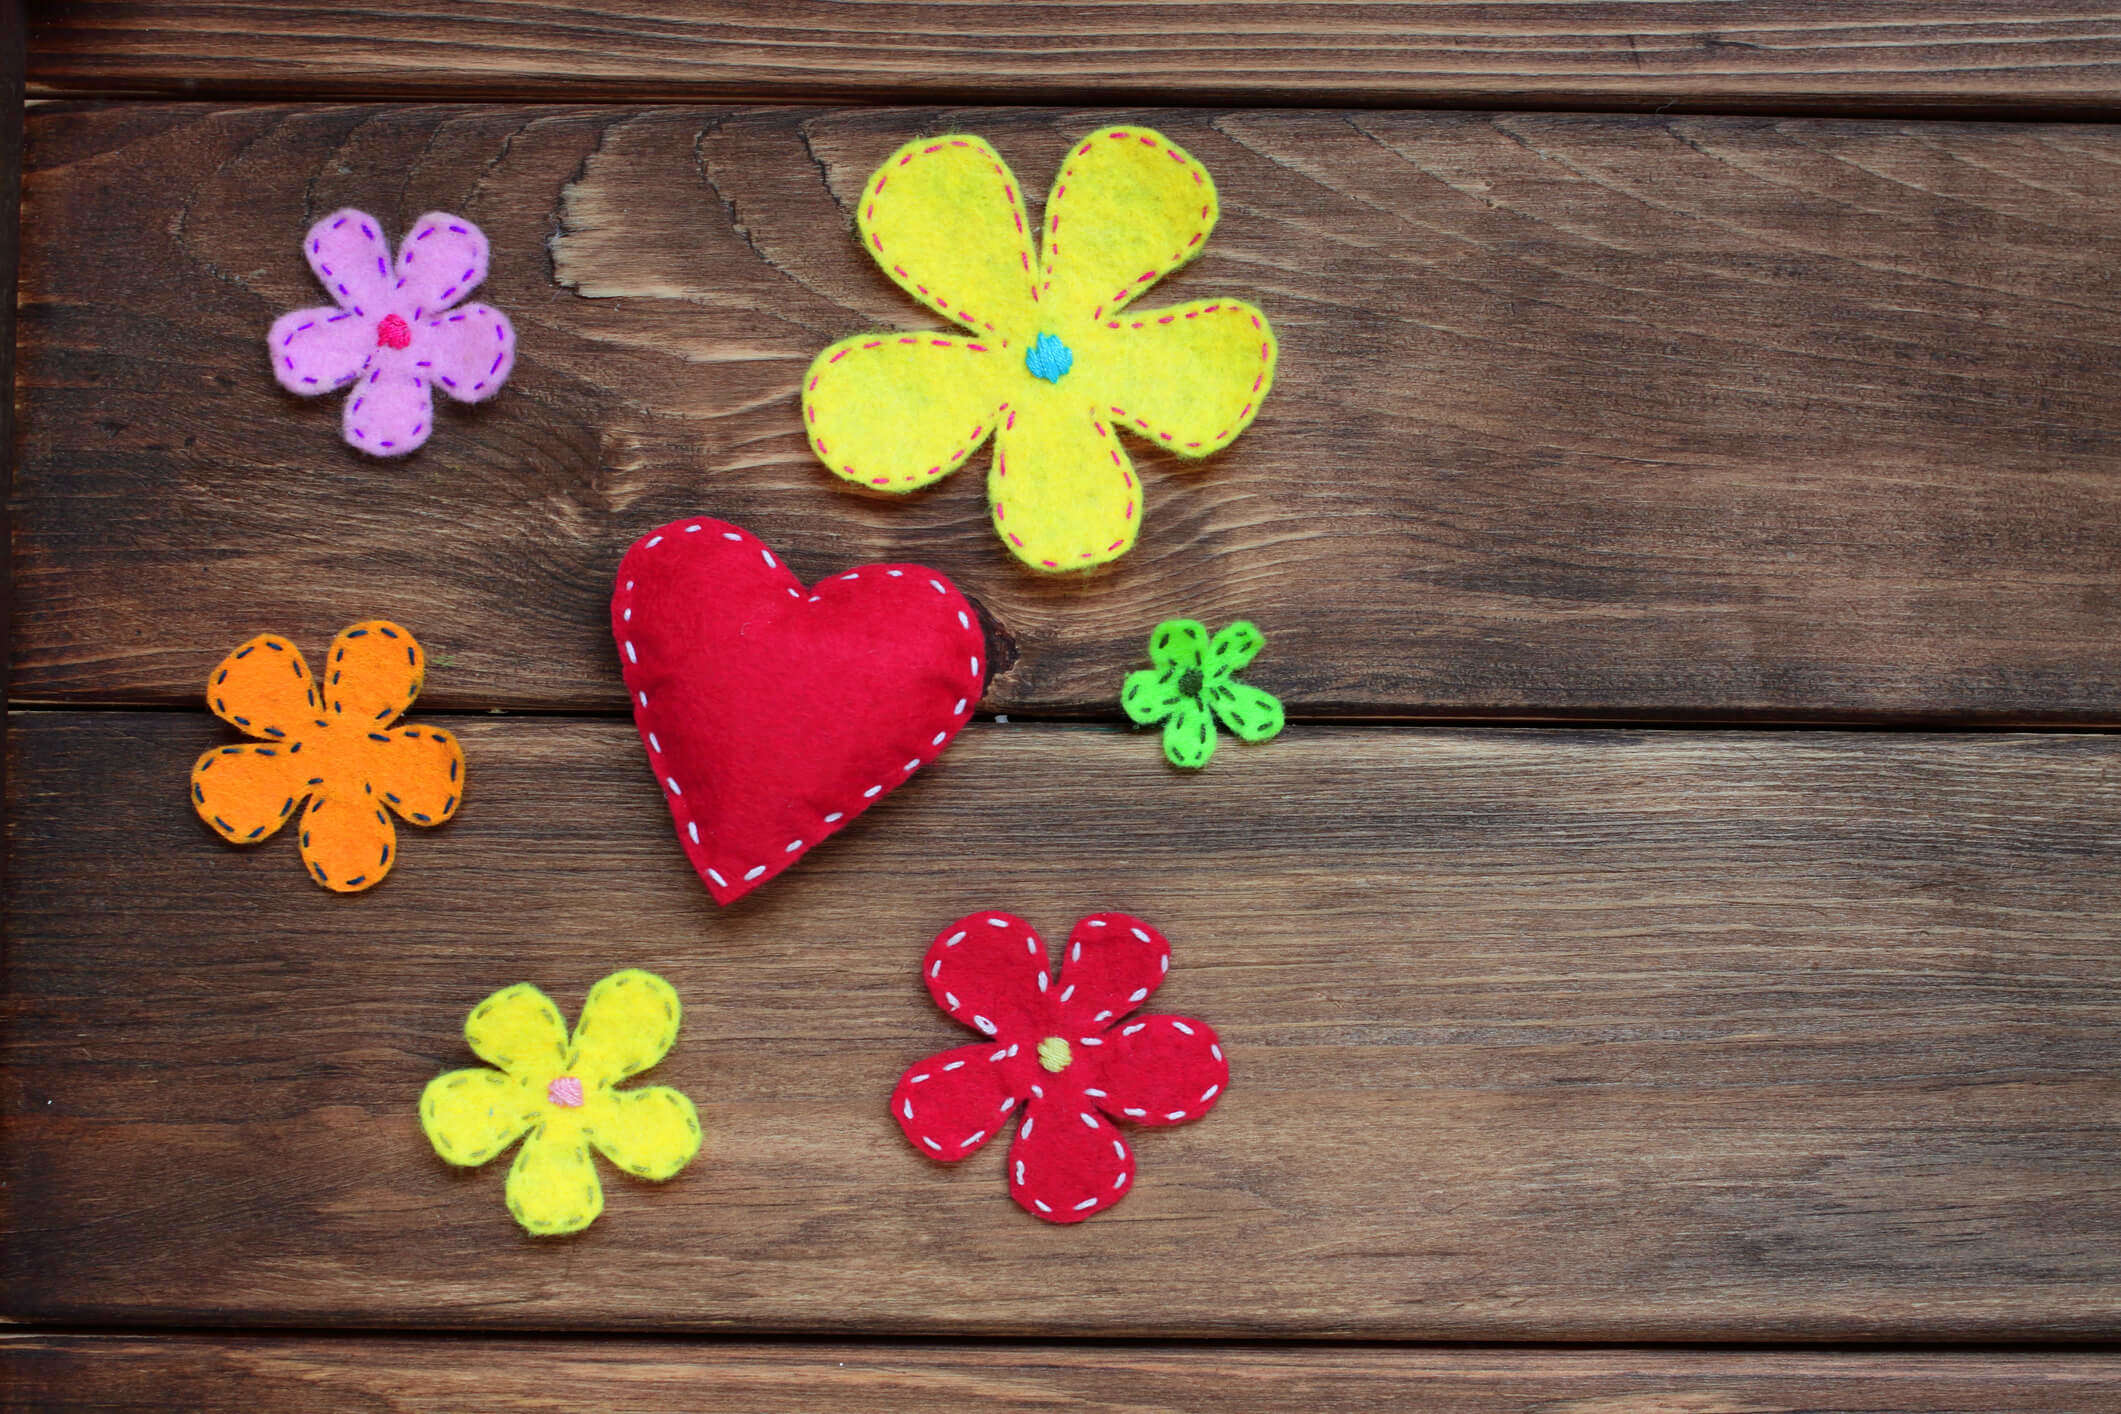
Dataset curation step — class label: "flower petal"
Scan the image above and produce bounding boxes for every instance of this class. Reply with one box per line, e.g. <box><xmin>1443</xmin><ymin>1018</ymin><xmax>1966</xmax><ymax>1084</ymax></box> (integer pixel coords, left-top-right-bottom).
<box><xmin>1147</xmin><ymin>620</ymin><xmax>1208</xmax><ymax>673</ymax></box>
<box><xmin>568</xmin><ymin>969</ymin><xmax>682</xmax><ymax>1087</ymax></box>
<box><xmin>1120</xmin><ymin>665</ymin><xmax>1184</xmax><ymax>725</ymax></box>
<box><xmin>190</xmin><ymin>742</ymin><xmax>308</xmax><ymax>845</ymax></box>
<box><xmin>1161</xmin><ymin>695</ymin><xmax>1217</xmax><ymax>769</ymax></box>
<box><xmin>1094</xmin><ymin>1014</ymin><xmax>1230</xmax><ymax>1128</ymax></box>
<box><xmin>295</xmin><ymin>789</ymin><xmax>396</xmax><ymax>893</ymax></box>
<box><xmin>420</xmin><ymin>1066</ymin><xmax>537</xmax><ymax>1168</ymax></box>
<box><xmin>1207</xmin><ymin>678</ymin><xmax>1284</xmax><ymax>743</ymax></box>
<box><xmin>858</xmin><ymin>134</ymin><xmax>1037</xmax><ymax>337</ymax></box>
<box><xmin>392</xmin><ymin>212</ymin><xmax>489</xmax><ymax>319</ymax></box>
<box><xmin>505</xmin><ymin>1126</ymin><xmax>605</xmax><ymax>1235</ymax></box>
<box><xmin>1204</xmin><ymin>620</ymin><xmax>1264</xmax><ymax>678</ymax></box>
<box><xmin>923</xmin><ymin>911</ymin><xmax>1056</xmax><ymax>1041</ymax></box>
<box><xmin>893</xmin><ymin>1041</ymin><xmax>1019</xmax><ymax>1163</ymax></box>
<box><xmin>419</xmin><ymin>302</ymin><xmax>514</xmax><ymax>404</ymax></box>
<box><xmin>342</xmin><ymin>347</ymin><xmax>435</xmax><ymax>457</ymax></box>
<box><xmin>988</xmin><ymin>406</ymin><xmax>1140</xmax><ymax>571</ymax></box>
<box><xmin>321</xmin><ymin>621</ymin><xmax>426</xmax><ymax>729</ymax></box>
<box><xmin>366</xmin><ymin>724</ymin><xmax>464</xmax><ymax>828</ymax></box>
<box><xmin>465</xmin><ymin>982</ymin><xmax>570</xmax><ymax>1077</ymax></box>
<box><xmin>803</xmin><ymin>332</ymin><xmax>1007</xmax><ymax>492</ymax></box>
<box><xmin>304</xmin><ymin>207</ymin><xmax>395</xmax><ymax>317</ymax></box>
<box><xmin>205</xmin><ymin>633</ymin><xmax>322</xmax><ymax>739</ymax></box>
<box><xmin>1082</xmin><ymin>298</ymin><xmax>1275</xmax><ymax>457</ymax></box>
<box><xmin>1056</xmin><ymin>913</ymin><xmax>1171</xmax><ymax>1031</ymax></box>
<box><xmin>585</xmin><ymin>1085</ymin><xmax>702</xmax><ymax>1181</ymax></box>
<box><xmin>269</xmin><ymin>306</ymin><xmax>374</xmax><ymax>395</ymax></box>
<box><xmin>1038</xmin><ymin>126</ymin><xmax>1217</xmax><ymax>321</ymax></box>
<box><xmin>1007</xmin><ymin>1095</ymin><xmax>1134</xmax><ymax>1223</ymax></box>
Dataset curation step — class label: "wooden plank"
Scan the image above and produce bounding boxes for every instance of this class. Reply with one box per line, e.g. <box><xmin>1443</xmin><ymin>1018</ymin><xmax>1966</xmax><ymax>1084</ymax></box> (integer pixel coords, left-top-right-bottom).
<box><xmin>8</xmin><ymin>713</ymin><xmax>2121</xmax><ymax>1337</ymax></box>
<box><xmin>1</xmin><ymin>0</ymin><xmax>22</xmax><ymax>709</ymax></box>
<box><xmin>15</xmin><ymin>104</ymin><xmax>2121</xmax><ymax>723</ymax></box>
<box><xmin>7</xmin><ymin>1335</ymin><xmax>2121</xmax><ymax>1413</ymax></box>
<box><xmin>26</xmin><ymin>4</ymin><xmax>2121</xmax><ymax>117</ymax></box>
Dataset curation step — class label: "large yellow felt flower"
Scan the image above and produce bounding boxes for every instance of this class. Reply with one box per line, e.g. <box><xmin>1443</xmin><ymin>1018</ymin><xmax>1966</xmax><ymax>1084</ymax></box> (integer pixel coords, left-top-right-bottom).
<box><xmin>803</xmin><ymin>126</ymin><xmax>1278</xmax><ymax>572</ymax></box>
<box><xmin>420</xmin><ymin>970</ymin><xmax>702</xmax><ymax>1236</ymax></box>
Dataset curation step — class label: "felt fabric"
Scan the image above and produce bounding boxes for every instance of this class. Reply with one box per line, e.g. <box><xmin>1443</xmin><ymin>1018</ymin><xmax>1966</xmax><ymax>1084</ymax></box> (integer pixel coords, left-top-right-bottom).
<box><xmin>803</xmin><ymin>127</ymin><xmax>1277</xmax><ymax>573</ymax></box>
<box><xmin>421</xmin><ymin>969</ymin><xmax>701</xmax><ymax>1236</ymax></box>
<box><xmin>892</xmin><ymin>911</ymin><xmax>1228</xmax><ymax>1224</ymax></box>
<box><xmin>189</xmin><ymin>621</ymin><xmax>463</xmax><ymax>892</ymax></box>
<box><xmin>269</xmin><ymin>208</ymin><xmax>515</xmax><ymax>457</ymax></box>
<box><xmin>610</xmin><ymin>517</ymin><xmax>986</xmax><ymax>905</ymax></box>
<box><xmin>1122</xmin><ymin>618</ymin><xmax>1284</xmax><ymax>768</ymax></box>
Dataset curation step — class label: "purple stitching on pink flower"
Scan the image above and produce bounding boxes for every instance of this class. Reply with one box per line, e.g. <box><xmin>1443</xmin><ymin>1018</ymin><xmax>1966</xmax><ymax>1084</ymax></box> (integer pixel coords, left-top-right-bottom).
<box><xmin>267</xmin><ymin>207</ymin><xmax>515</xmax><ymax>459</ymax></box>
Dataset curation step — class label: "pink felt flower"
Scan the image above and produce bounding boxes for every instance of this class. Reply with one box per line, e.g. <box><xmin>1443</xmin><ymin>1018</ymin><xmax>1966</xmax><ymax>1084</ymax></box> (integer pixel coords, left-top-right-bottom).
<box><xmin>891</xmin><ymin>910</ymin><xmax>1228</xmax><ymax>1224</ymax></box>
<box><xmin>268</xmin><ymin>208</ymin><xmax>515</xmax><ymax>457</ymax></box>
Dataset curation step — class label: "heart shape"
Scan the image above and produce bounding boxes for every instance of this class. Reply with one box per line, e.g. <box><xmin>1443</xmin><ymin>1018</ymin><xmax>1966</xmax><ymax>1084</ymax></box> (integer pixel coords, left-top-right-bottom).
<box><xmin>611</xmin><ymin>517</ymin><xmax>988</xmax><ymax>904</ymax></box>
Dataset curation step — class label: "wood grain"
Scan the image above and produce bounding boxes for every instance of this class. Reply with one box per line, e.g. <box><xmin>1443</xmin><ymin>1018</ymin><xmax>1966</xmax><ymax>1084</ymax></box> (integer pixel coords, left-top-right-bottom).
<box><xmin>8</xmin><ymin>1334</ymin><xmax>2121</xmax><ymax>1413</ymax></box>
<box><xmin>8</xmin><ymin>713</ymin><xmax>2121</xmax><ymax>1337</ymax></box>
<box><xmin>27</xmin><ymin>3</ymin><xmax>2121</xmax><ymax>117</ymax></box>
<box><xmin>15</xmin><ymin>104</ymin><xmax>2121</xmax><ymax>723</ymax></box>
<box><xmin>1</xmin><ymin>0</ymin><xmax>22</xmax><ymax>709</ymax></box>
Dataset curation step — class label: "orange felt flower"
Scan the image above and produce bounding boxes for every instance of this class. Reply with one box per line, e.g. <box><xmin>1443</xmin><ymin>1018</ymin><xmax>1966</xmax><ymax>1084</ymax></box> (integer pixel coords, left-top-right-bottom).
<box><xmin>189</xmin><ymin>620</ymin><xmax>464</xmax><ymax>893</ymax></box>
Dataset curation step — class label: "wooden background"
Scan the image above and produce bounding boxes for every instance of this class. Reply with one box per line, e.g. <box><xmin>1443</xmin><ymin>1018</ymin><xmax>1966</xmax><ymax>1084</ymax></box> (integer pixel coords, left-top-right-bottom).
<box><xmin>8</xmin><ymin>4</ymin><xmax>2121</xmax><ymax>1410</ymax></box>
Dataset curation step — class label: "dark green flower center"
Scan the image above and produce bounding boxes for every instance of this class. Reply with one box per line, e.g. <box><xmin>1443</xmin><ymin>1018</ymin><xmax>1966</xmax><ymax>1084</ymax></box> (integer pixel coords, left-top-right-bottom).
<box><xmin>1178</xmin><ymin>668</ymin><xmax>1205</xmax><ymax>699</ymax></box>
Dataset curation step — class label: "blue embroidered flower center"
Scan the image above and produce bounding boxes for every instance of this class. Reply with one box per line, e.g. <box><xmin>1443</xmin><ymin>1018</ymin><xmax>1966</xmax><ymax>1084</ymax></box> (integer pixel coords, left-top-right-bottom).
<box><xmin>1025</xmin><ymin>332</ymin><xmax>1073</xmax><ymax>383</ymax></box>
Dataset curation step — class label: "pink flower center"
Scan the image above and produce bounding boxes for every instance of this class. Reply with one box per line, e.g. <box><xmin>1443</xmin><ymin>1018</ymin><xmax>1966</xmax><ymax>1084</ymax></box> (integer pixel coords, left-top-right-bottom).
<box><xmin>546</xmin><ymin>1075</ymin><xmax>585</xmax><ymax>1108</ymax></box>
<box><xmin>376</xmin><ymin>313</ymin><xmax>412</xmax><ymax>350</ymax></box>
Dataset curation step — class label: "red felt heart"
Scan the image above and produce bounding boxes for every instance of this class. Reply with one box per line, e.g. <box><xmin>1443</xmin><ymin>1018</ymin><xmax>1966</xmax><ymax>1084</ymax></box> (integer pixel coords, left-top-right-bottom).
<box><xmin>611</xmin><ymin>517</ymin><xmax>988</xmax><ymax>904</ymax></box>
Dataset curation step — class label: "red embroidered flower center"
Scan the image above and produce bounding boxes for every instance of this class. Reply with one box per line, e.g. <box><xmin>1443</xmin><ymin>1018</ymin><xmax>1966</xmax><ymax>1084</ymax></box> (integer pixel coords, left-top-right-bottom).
<box><xmin>375</xmin><ymin>313</ymin><xmax>412</xmax><ymax>350</ymax></box>
<box><xmin>546</xmin><ymin>1075</ymin><xmax>585</xmax><ymax>1108</ymax></box>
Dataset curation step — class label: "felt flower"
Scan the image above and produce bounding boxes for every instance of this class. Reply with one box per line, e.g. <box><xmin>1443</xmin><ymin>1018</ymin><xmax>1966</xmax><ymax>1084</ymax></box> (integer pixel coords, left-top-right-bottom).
<box><xmin>803</xmin><ymin>126</ymin><xmax>1277</xmax><ymax>573</ymax></box>
<box><xmin>892</xmin><ymin>911</ymin><xmax>1228</xmax><ymax>1224</ymax></box>
<box><xmin>420</xmin><ymin>970</ymin><xmax>702</xmax><ymax>1236</ymax></box>
<box><xmin>189</xmin><ymin>621</ymin><xmax>463</xmax><ymax>893</ymax></box>
<box><xmin>268</xmin><ymin>208</ymin><xmax>515</xmax><ymax>456</ymax></box>
<box><xmin>1122</xmin><ymin>619</ymin><xmax>1284</xmax><ymax>769</ymax></box>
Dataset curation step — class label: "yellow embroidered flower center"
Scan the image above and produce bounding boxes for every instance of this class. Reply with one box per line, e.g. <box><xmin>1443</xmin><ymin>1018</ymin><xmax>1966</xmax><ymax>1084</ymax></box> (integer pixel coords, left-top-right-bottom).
<box><xmin>1037</xmin><ymin>1036</ymin><xmax>1074</xmax><ymax>1073</ymax></box>
<box><xmin>546</xmin><ymin>1075</ymin><xmax>586</xmax><ymax>1108</ymax></box>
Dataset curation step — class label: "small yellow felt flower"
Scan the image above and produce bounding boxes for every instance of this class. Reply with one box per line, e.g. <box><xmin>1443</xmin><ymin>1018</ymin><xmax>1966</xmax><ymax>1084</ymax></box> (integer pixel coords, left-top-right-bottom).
<box><xmin>420</xmin><ymin>969</ymin><xmax>702</xmax><ymax>1236</ymax></box>
<box><xmin>803</xmin><ymin>126</ymin><xmax>1278</xmax><ymax>572</ymax></box>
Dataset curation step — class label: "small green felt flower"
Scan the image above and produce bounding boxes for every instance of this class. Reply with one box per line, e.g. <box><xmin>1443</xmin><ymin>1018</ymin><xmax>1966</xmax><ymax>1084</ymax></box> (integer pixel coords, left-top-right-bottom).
<box><xmin>1122</xmin><ymin>619</ymin><xmax>1285</xmax><ymax>769</ymax></box>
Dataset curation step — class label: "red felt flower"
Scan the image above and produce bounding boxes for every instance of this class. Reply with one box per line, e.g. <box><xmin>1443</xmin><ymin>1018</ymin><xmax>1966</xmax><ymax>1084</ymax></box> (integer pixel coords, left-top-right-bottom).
<box><xmin>891</xmin><ymin>910</ymin><xmax>1228</xmax><ymax>1223</ymax></box>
